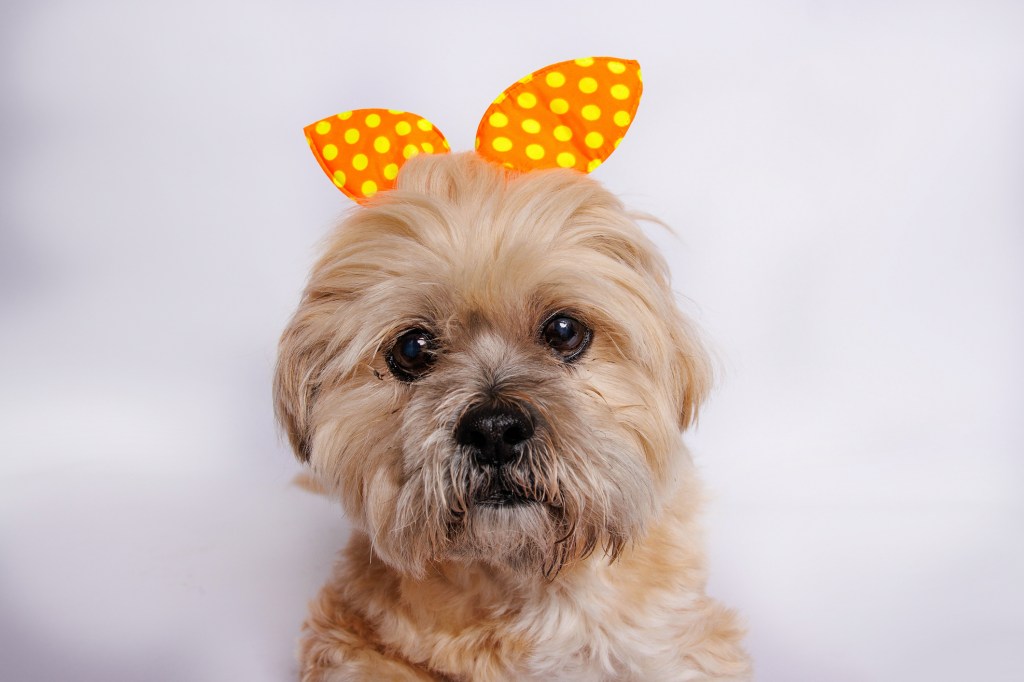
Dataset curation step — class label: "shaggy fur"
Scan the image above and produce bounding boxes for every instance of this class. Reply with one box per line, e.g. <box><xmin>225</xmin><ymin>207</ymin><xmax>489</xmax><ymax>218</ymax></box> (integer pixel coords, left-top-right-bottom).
<box><xmin>275</xmin><ymin>152</ymin><xmax>751</xmax><ymax>680</ymax></box>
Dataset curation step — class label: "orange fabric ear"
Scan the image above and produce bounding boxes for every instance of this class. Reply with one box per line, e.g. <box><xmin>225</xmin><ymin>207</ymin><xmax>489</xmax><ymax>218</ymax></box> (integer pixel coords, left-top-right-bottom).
<box><xmin>304</xmin><ymin>109</ymin><xmax>449</xmax><ymax>202</ymax></box>
<box><xmin>475</xmin><ymin>57</ymin><xmax>642</xmax><ymax>174</ymax></box>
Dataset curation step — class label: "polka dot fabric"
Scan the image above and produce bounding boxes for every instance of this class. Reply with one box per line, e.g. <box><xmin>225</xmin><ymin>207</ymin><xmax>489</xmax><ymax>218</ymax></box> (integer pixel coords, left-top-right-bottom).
<box><xmin>304</xmin><ymin>108</ymin><xmax>449</xmax><ymax>203</ymax></box>
<box><xmin>303</xmin><ymin>57</ymin><xmax>642</xmax><ymax>201</ymax></box>
<box><xmin>475</xmin><ymin>57</ymin><xmax>642</xmax><ymax>173</ymax></box>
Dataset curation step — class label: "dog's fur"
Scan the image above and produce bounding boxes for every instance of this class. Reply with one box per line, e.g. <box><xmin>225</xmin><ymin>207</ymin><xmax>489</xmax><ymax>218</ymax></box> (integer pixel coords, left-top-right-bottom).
<box><xmin>275</xmin><ymin>152</ymin><xmax>751</xmax><ymax>680</ymax></box>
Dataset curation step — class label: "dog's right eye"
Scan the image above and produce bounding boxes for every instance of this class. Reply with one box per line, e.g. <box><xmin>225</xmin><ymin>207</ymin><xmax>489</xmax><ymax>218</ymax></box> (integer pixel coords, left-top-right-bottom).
<box><xmin>386</xmin><ymin>329</ymin><xmax>436</xmax><ymax>381</ymax></box>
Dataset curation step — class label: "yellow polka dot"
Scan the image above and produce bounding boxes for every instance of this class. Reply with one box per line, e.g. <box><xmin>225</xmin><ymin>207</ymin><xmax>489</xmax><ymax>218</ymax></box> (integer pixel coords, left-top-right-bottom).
<box><xmin>374</xmin><ymin>136</ymin><xmax>390</xmax><ymax>153</ymax></box>
<box><xmin>550</xmin><ymin>98</ymin><xmax>569</xmax><ymax>114</ymax></box>
<box><xmin>503</xmin><ymin>162</ymin><xmax>514</xmax><ymax>169</ymax></box>
<box><xmin>525</xmin><ymin>144</ymin><xmax>545</xmax><ymax>160</ymax></box>
<box><xmin>416</xmin><ymin>119</ymin><xmax>433</xmax><ymax>131</ymax></box>
<box><xmin>362</xmin><ymin>180</ymin><xmax>377</xmax><ymax>196</ymax></box>
<box><xmin>518</xmin><ymin>74</ymin><xmax>534</xmax><ymax>84</ymax></box>
<box><xmin>575</xmin><ymin>57</ymin><xmax>595</xmax><ymax>67</ymax></box>
<box><xmin>383</xmin><ymin>163</ymin><xmax>398</xmax><ymax>180</ymax></box>
<box><xmin>337</xmin><ymin>111</ymin><xmax>353</xmax><ymax>120</ymax></box>
<box><xmin>545</xmin><ymin>71</ymin><xmax>566</xmax><ymax>87</ymax></box>
<box><xmin>614</xmin><ymin>137</ymin><xmax>623</xmax><ymax>148</ymax></box>
<box><xmin>581</xmin><ymin>104</ymin><xmax>601</xmax><ymax>121</ymax></box>
<box><xmin>421</xmin><ymin>142</ymin><xmax>434</xmax><ymax>153</ymax></box>
<box><xmin>442</xmin><ymin>140</ymin><xmax>450</xmax><ymax>150</ymax></box>
<box><xmin>517</xmin><ymin>92</ymin><xmax>537</xmax><ymax>109</ymax></box>
<box><xmin>395</xmin><ymin>121</ymin><xmax>412</xmax><ymax>135</ymax></box>
<box><xmin>344</xmin><ymin>129</ymin><xmax>359</xmax><ymax>144</ymax></box>
<box><xmin>352</xmin><ymin>153</ymin><xmax>368</xmax><ymax>170</ymax></box>
<box><xmin>578</xmin><ymin>77</ymin><xmax>598</xmax><ymax>94</ymax></box>
<box><xmin>322</xmin><ymin>144</ymin><xmax>338</xmax><ymax>161</ymax></box>
<box><xmin>489</xmin><ymin>112</ymin><xmax>508</xmax><ymax>128</ymax></box>
<box><xmin>315</xmin><ymin>121</ymin><xmax>331</xmax><ymax>135</ymax></box>
<box><xmin>585</xmin><ymin>131</ymin><xmax>603</xmax><ymax>149</ymax></box>
<box><xmin>556</xmin><ymin>151</ymin><xmax>576</xmax><ymax>168</ymax></box>
<box><xmin>613</xmin><ymin>111</ymin><xmax>631</xmax><ymax>127</ymax></box>
<box><xmin>607</xmin><ymin>61</ymin><xmax>626</xmax><ymax>74</ymax></box>
<box><xmin>403</xmin><ymin>144</ymin><xmax>419</xmax><ymax>159</ymax></box>
<box><xmin>553</xmin><ymin>125</ymin><xmax>572</xmax><ymax>142</ymax></box>
<box><xmin>521</xmin><ymin>119</ymin><xmax>541</xmax><ymax>134</ymax></box>
<box><xmin>475</xmin><ymin>137</ymin><xmax>481</xmax><ymax>149</ymax></box>
<box><xmin>332</xmin><ymin>169</ymin><xmax>346</xmax><ymax>186</ymax></box>
<box><xmin>493</xmin><ymin>92</ymin><xmax>507</xmax><ymax>104</ymax></box>
<box><xmin>637</xmin><ymin>68</ymin><xmax>643</xmax><ymax>82</ymax></box>
<box><xmin>492</xmin><ymin>137</ymin><xmax>513</xmax><ymax>152</ymax></box>
<box><xmin>365</xmin><ymin>113</ymin><xmax>381</xmax><ymax>128</ymax></box>
<box><xmin>611</xmin><ymin>84</ymin><xmax>630</xmax><ymax>100</ymax></box>
<box><xmin>387</xmin><ymin>109</ymin><xmax>404</xmax><ymax>114</ymax></box>
<box><xmin>587</xmin><ymin>159</ymin><xmax>602</xmax><ymax>172</ymax></box>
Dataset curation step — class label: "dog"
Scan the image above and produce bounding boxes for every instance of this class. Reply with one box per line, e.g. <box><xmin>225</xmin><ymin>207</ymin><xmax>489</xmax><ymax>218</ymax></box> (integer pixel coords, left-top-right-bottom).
<box><xmin>274</xmin><ymin>148</ymin><xmax>751</xmax><ymax>680</ymax></box>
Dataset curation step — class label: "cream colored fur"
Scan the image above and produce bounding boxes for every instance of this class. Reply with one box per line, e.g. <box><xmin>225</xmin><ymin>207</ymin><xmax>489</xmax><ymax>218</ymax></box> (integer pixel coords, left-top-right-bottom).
<box><xmin>275</xmin><ymin>152</ymin><xmax>751</xmax><ymax>680</ymax></box>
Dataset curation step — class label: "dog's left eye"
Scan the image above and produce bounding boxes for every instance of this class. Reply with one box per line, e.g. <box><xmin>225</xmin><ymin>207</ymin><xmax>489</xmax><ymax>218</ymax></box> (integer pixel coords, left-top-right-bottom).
<box><xmin>541</xmin><ymin>314</ymin><xmax>591</xmax><ymax>361</ymax></box>
<box><xmin>386</xmin><ymin>329</ymin><xmax>436</xmax><ymax>381</ymax></box>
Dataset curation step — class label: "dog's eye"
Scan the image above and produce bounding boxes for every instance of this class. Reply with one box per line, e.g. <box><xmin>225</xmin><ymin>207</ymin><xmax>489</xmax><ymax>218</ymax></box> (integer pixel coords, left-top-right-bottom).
<box><xmin>386</xmin><ymin>329</ymin><xmax>436</xmax><ymax>381</ymax></box>
<box><xmin>541</xmin><ymin>314</ymin><xmax>591</xmax><ymax>362</ymax></box>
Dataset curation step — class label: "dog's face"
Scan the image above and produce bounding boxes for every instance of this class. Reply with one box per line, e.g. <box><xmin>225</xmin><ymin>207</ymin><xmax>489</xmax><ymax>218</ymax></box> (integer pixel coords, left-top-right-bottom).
<box><xmin>275</xmin><ymin>153</ymin><xmax>710</xmax><ymax>577</ymax></box>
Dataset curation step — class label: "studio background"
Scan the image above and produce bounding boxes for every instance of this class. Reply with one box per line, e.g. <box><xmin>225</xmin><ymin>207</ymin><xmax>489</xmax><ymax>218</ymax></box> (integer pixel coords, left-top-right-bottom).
<box><xmin>1</xmin><ymin>1</ymin><xmax>1022</xmax><ymax>680</ymax></box>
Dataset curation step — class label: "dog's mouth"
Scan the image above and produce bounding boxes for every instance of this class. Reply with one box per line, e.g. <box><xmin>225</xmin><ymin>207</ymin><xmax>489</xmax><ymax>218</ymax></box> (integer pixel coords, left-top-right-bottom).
<box><xmin>473</xmin><ymin>480</ymin><xmax>537</xmax><ymax>508</ymax></box>
<box><xmin>475</xmin><ymin>489</ymin><xmax>533</xmax><ymax>507</ymax></box>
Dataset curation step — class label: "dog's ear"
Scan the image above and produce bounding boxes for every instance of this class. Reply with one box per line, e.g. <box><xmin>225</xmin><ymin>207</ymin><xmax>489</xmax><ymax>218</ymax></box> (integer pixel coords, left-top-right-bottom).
<box><xmin>273</xmin><ymin>310</ymin><xmax>327</xmax><ymax>463</ymax></box>
<box><xmin>569</xmin><ymin>210</ymin><xmax>714</xmax><ymax>431</ymax></box>
<box><xmin>669</xmin><ymin>312</ymin><xmax>713</xmax><ymax>430</ymax></box>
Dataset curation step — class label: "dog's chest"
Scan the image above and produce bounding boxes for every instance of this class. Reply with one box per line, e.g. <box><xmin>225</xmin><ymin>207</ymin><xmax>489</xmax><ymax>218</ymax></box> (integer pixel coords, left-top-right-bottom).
<box><xmin>509</xmin><ymin>583</ymin><xmax>698</xmax><ymax>681</ymax></box>
<box><xmin>397</xmin><ymin>573</ymin><xmax>699</xmax><ymax>681</ymax></box>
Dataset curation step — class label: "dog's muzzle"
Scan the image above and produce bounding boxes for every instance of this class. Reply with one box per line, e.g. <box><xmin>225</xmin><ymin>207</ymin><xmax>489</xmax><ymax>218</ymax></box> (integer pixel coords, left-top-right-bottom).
<box><xmin>454</xmin><ymin>402</ymin><xmax>545</xmax><ymax>507</ymax></box>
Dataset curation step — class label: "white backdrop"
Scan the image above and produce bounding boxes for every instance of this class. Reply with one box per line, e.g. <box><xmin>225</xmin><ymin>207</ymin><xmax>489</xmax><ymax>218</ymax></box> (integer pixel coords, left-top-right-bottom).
<box><xmin>1</xmin><ymin>1</ymin><xmax>1022</xmax><ymax>680</ymax></box>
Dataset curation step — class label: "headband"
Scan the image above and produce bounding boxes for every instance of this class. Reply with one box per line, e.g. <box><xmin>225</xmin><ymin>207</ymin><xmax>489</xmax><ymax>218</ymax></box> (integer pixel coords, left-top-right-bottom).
<box><xmin>304</xmin><ymin>56</ymin><xmax>643</xmax><ymax>203</ymax></box>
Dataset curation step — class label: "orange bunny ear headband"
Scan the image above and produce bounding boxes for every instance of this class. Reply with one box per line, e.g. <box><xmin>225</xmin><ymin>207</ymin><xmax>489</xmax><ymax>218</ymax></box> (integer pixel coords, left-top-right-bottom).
<box><xmin>304</xmin><ymin>56</ymin><xmax>642</xmax><ymax>203</ymax></box>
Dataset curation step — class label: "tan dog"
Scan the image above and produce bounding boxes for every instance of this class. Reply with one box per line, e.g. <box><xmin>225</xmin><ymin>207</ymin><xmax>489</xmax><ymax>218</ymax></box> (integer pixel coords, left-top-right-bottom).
<box><xmin>275</xmin><ymin>152</ymin><xmax>751</xmax><ymax>680</ymax></box>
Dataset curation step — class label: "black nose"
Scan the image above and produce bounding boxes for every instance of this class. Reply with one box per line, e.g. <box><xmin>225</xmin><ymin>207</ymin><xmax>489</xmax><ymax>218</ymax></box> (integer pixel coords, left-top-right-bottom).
<box><xmin>455</xmin><ymin>405</ymin><xmax>535</xmax><ymax>467</ymax></box>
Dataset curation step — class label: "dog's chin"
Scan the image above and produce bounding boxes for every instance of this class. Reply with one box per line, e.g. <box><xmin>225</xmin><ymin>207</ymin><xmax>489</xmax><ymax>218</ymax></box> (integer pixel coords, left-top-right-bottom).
<box><xmin>469</xmin><ymin>502</ymin><xmax>540</xmax><ymax>532</ymax></box>
<box><xmin>444</xmin><ymin>491</ymin><xmax>558</xmax><ymax>570</ymax></box>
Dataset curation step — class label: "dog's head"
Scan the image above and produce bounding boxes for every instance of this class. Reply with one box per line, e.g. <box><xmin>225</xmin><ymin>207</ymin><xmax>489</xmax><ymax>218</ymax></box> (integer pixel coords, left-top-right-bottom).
<box><xmin>275</xmin><ymin>152</ymin><xmax>710</xmax><ymax>577</ymax></box>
